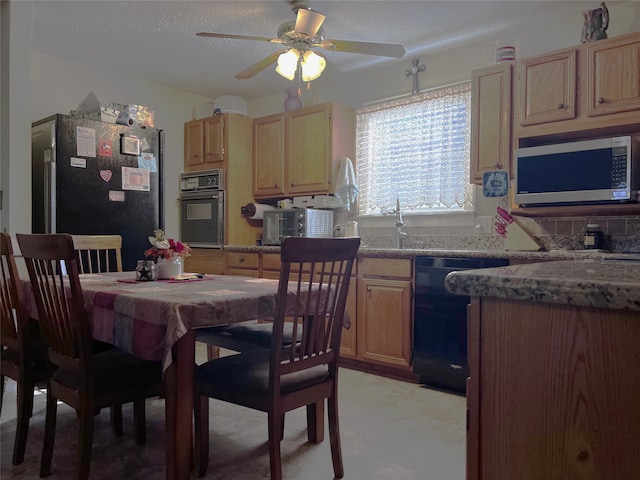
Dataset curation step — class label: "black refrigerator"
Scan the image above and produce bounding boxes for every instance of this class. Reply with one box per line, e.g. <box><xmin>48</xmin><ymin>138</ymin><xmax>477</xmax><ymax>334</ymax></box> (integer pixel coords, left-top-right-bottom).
<box><xmin>31</xmin><ymin>114</ymin><xmax>164</xmax><ymax>270</ymax></box>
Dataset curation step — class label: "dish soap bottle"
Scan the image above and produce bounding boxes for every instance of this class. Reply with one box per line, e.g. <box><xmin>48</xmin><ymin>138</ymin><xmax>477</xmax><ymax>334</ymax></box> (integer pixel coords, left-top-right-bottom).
<box><xmin>583</xmin><ymin>224</ymin><xmax>604</xmax><ymax>250</ymax></box>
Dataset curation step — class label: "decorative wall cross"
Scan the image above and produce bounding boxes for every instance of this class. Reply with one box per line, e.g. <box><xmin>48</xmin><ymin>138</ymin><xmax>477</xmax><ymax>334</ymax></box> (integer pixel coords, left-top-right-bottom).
<box><xmin>405</xmin><ymin>58</ymin><xmax>426</xmax><ymax>94</ymax></box>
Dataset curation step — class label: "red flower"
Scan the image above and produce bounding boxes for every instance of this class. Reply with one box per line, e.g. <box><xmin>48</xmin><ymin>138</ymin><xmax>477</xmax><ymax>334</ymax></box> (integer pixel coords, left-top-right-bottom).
<box><xmin>145</xmin><ymin>230</ymin><xmax>192</xmax><ymax>260</ymax></box>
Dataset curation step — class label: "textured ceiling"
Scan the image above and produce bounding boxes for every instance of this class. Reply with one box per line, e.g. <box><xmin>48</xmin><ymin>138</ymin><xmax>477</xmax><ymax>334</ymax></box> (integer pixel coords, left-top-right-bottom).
<box><xmin>31</xmin><ymin>0</ymin><xmax>582</xmax><ymax>101</ymax></box>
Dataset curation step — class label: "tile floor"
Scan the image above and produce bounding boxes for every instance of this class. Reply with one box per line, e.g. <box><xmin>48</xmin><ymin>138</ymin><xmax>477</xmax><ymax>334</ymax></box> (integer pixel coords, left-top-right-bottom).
<box><xmin>1</xmin><ymin>345</ymin><xmax>466</xmax><ymax>479</ymax></box>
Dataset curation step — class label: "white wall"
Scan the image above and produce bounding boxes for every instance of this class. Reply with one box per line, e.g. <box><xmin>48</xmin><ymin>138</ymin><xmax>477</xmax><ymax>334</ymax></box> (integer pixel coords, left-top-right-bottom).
<box><xmin>1</xmin><ymin>1</ymin><xmax>33</xmax><ymax>238</ymax></box>
<box><xmin>1</xmin><ymin>0</ymin><xmax>213</xmax><ymax>239</ymax></box>
<box><xmin>248</xmin><ymin>1</ymin><xmax>640</xmax><ymax>116</ymax></box>
<box><xmin>30</xmin><ymin>51</ymin><xmax>213</xmax><ymax>237</ymax></box>
<box><xmin>3</xmin><ymin>1</ymin><xmax>639</xmax><ymax>242</ymax></box>
<box><xmin>245</xmin><ymin>1</ymin><xmax>640</xmax><ymax>233</ymax></box>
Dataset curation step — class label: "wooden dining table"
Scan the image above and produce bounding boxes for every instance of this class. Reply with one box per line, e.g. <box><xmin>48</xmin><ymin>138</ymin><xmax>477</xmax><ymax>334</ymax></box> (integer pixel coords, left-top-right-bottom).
<box><xmin>20</xmin><ymin>271</ymin><xmax>288</xmax><ymax>480</ymax></box>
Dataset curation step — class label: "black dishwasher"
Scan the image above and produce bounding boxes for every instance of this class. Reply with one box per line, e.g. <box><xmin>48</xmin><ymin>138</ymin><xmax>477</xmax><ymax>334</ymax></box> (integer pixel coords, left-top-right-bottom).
<box><xmin>413</xmin><ymin>256</ymin><xmax>508</xmax><ymax>394</ymax></box>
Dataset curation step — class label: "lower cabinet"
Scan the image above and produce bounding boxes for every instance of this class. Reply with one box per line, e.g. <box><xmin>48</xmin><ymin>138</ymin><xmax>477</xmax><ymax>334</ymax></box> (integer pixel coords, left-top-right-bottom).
<box><xmin>227</xmin><ymin>252</ymin><xmax>259</xmax><ymax>277</ymax></box>
<box><xmin>184</xmin><ymin>248</ymin><xmax>227</xmax><ymax>275</ymax></box>
<box><xmin>187</xmin><ymin>249</ymin><xmax>414</xmax><ymax>376</ymax></box>
<box><xmin>260</xmin><ymin>252</ymin><xmax>281</xmax><ymax>280</ymax></box>
<box><xmin>338</xmin><ymin>275</ymin><xmax>358</xmax><ymax>359</ymax></box>
<box><xmin>356</xmin><ymin>257</ymin><xmax>413</xmax><ymax>369</ymax></box>
<box><xmin>467</xmin><ymin>296</ymin><xmax>640</xmax><ymax>480</ymax></box>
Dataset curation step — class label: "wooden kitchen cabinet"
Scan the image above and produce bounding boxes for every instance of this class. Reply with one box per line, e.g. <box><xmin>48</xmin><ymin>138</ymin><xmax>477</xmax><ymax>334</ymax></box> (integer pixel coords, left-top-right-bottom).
<box><xmin>514</xmin><ymin>31</ymin><xmax>640</xmax><ymax>139</ymax></box>
<box><xmin>516</xmin><ymin>48</ymin><xmax>577</xmax><ymax>126</ymax></box>
<box><xmin>586</xmin><ymin>33</ymin><xmax>640</xmax><ymax>117</ymax></box>
<box><xmin>356</xmin><ymin>257</ymin><xmax>413</xmax><ymax>369</ymax></box>
<box><xmin>470</xmin><ymin>63</ymin><xmax>513</xmax><ymax>184</ymax></box>
<box><xmin>184</xmin><ymin>248</ymin><xmax>227</xmax><ymax>275</ymax></box>
<box><xmin>184</xmin><ymin>115</ymin><xmax>224</xmax><ymax>170</ymax></box>
<box><xmin>260</xmin><ymin>252</ymin><xmax>281</xmax><ymax>279</ymax></box>
<box><xmin>227</xmin><ymin>252</ymin><xmax>259</xmax><ymax>277</ymax></box>
<box><xmin>253</xmin><ymin>102</ymin><xmax>355</xmax><ymax>199</ymax></box>
<box><xmin>254</xmin><ymin>113</ymin><xmax>286</xmax><ymax>197</ymax></box>
<box><xmin>467</xmin><ymin>296</ymin><xmax>640</xmax><ymax>480</ymax></box>
<box><xmin>183</xmin><ymin>113</ymin><xmax>259</xmax><ymax>246</ymax></box>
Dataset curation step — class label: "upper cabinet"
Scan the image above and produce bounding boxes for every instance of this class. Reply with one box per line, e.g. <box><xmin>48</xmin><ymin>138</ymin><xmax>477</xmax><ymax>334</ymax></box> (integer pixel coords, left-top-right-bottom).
<box><xmin>253</xmin><ymin>102</ymin><xmax>355</xmax><ymax>199</ymax></box>
<box><xmin>586</xmin><ymin>34</ymin><xmax>640</xmax><ymax>117</ymax></box>
<box><xmin>470</xmin><ymin>63</ymin><xmax>513</xmax><ymax>184</ymax></box>
<box><xmin>514</xmin><ymin>31</ymin><xmax>640</xmax><ymax>139</ymax></box>
<box><xmin>184</xmin><ymin>115</ymin><xmax>224</xmax><ymax>171</ymax></box>
<box><xmin>517</xmin><ymin>48</ymin><xmax>577</xmax><ymax>126</ymax></box>
<box><xmin>254</xmin><ymin>113</ymin><xmax>286</xmax><ymax>198</ymax></box>
<box><xmin>183</xmin><ymin>114</ymin><xmax>259</xmax><ymax>245</ymax></box>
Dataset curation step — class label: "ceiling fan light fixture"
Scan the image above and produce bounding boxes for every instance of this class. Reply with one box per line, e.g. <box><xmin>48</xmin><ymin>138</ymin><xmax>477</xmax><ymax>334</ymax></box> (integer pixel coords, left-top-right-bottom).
<box><xmin>300</xmin><ymin>50</ymin><xmax>326</xmax><ymax>82</ymax></box>
<box><xmin>276</xmin><ymin>49</ymin><xmax>300</xmax><ymax>80</ymax></box>
<box><xmin>295</xmin><ymin>8</ymin><xmax>326</xmax><ymax>37</ymax></box>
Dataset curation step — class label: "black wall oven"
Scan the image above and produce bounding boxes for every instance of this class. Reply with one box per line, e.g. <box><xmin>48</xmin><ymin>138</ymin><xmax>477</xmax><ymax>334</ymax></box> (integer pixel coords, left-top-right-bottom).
<box><xmin>179</xmin><ymin>170</ymin><xmax>224</xmax><ymax>248</ymax></box>
<box><xmin>413</xmin><ymin>256</ymin><xmax>508</xmax><ymax>394</ymax></box>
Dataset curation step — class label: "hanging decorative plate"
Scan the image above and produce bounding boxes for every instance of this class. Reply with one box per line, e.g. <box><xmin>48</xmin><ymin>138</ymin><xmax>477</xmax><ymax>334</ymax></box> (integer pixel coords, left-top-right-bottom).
<box><xmin>483</xmin><ymin>170</ymin><xmax>509</xmax><ymax>197</ymax></box>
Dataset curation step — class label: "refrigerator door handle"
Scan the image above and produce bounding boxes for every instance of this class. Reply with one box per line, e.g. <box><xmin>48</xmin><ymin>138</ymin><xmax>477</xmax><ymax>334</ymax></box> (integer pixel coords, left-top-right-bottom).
<box><xmin>44</xmin><ymin>148</ymin><xmax>55</xmax><ymax>233</ymax></box>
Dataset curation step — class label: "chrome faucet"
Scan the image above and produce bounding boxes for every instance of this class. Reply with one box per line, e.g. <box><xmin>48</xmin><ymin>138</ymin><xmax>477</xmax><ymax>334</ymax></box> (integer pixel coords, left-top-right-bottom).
<box><xmin>394</xmin><ymin>198</ymin><xmax>408</xmax><ymax>249</ymax></box>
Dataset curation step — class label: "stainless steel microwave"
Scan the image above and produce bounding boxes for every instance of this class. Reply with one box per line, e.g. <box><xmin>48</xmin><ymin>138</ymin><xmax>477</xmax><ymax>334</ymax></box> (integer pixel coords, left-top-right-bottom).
<box><xmin>514</xmin><ymin>136</ymin><xmax>640</xmax><ymax>207</ymax></box>
<box><xmin>263</xmin><ymin>208</ymin><xmax>335</xmax><ymax>245</ymax></box>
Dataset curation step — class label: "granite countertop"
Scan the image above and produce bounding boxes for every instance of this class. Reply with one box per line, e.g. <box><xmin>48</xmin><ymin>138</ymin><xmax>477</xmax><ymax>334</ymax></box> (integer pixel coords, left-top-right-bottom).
<box><xmin>225</xmin><ymin>244</ymin><xmax>639</xmax><ymax>262</ymax></box>
<box><xmin>445</xmin><ymin>258</ymin><xmax>640</xmax><ymax>311</ymax></box>
<box><xmin>224</xmin><ymin>244</ymin><xmax>640</xmax><ymax>311</ymax></box>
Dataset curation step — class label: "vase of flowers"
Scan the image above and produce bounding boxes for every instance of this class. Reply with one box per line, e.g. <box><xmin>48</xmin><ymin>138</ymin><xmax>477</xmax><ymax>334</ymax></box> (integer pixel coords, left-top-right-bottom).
<box><xmin>145</xmin><ymin>229</ymin><xmax>192</xmax><ymax>279</ymax></box>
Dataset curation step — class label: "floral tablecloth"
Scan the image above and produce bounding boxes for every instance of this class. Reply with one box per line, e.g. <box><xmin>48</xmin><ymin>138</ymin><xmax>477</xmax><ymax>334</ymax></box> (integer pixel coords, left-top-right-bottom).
<box><xmin>21</xmin><ymin>272</ymin><xmax>284</xmax><ymax>370</ymax></box>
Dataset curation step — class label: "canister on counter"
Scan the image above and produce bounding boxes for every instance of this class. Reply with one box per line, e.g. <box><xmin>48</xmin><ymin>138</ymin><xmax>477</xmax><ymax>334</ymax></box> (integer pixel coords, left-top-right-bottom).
<box><xmin>583</xmin><ymin>224</ymin><xmax>604</xmax><ymax>250</ymax></box>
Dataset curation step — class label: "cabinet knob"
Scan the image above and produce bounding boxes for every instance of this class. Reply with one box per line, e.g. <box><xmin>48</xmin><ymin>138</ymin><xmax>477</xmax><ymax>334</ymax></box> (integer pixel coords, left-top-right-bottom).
<box><xmin>274</xmin><ymin>183</ymin><xmax>279</xmax><ymax>188</ymax></box>
<box><xmin>239</xmin><ymin>257</ymin><xmax>245</xmax><ymax>263</ymax></box>
<box><xmin>598</xmin><ymin>97</ymin><xmax>605</xmax><ymax>104</ymax></box>
<box><xmin>367</xmin><ymin>287</ymin><xmax>372</xmax><ymax>292</ymax></box>
<box><xmin>557</xmin><ymin>103</ymin><xmax>564</xmax><ymax>109</ymax></box>
<box><xmin>291</xmin><ymin>182</ymin><xmax>296</xmax><ymax>187</ymax></box>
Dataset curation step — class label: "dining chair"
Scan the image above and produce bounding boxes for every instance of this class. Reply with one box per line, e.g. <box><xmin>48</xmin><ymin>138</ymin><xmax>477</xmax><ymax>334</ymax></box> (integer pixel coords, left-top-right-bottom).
<box><xmin>71</xmin><ymin>234</ymin><xmax>126</xmax><ymax>435</ymax></box>
<box><xmin>194</xmin><ymin>320</ymin><xmax>297</xmax><ymax>360</ymax></box>
<box><xmin>0</xmin><ymin>232</ymin><xmax>48</xmax><ymax>465</ymax></box>
<box><xmin>194</xmin><ymin>236</ymin><xmax>360</xmax><ymax>479</ymax></box>
<box><xmin>71</xmin><ymin>234</ymin><xmax>123</xmax><ymax>274</ymax></box>
<box><xmin>16</xmin><ymin>233</ymin><xmax>165</xmax><ymax>480</ymax></box>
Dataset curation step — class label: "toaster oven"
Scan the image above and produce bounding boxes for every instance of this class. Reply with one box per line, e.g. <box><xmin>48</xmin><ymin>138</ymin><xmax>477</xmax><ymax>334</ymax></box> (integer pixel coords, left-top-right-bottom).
<box><xmin>263</xmin><ymin>208</ymin><xmax>335</xmax><ymax>245</ymax></box>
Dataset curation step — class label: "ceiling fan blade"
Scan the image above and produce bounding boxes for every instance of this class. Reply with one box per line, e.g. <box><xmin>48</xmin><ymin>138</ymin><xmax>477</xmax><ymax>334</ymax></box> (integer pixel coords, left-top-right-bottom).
<box><xmin>320</xmin><ymin>39</ymin><xmax>405</xmax><ymax>58</ymax></box>
<box><xmin>294</xmin><ymin>9</ymin><xmax>325</xmax><ymax>37</ymax></box>
<box><xmin>235</xmin><ymin>49</ymin><xmax>287</xmax><ymax>79</ymax></box>
<box><xmin>196</xmin><ymin>32</ymin><xmax>283</xmax><ymax>44</ymax></box>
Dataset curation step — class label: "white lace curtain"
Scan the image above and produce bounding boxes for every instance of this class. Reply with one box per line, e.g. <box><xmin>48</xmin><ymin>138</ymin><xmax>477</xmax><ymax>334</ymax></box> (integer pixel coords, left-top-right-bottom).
<box><xmin>356</xmin><ymin>82</ymin><xmax>473</xmax><ymax>216</ymax></box>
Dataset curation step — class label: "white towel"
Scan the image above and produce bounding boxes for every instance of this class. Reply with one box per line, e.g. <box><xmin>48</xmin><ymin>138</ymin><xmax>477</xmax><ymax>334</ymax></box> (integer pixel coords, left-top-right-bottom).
<box><xmin>334</xmin><ymin>158</ymin><xmax>359</xmax><ymax>209</ymax></box>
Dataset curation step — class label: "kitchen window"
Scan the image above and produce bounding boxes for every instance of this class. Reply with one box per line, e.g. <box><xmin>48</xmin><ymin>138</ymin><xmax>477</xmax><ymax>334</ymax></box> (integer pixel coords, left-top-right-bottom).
<box><xmin>356</xmin><ymin>82</ymin><xmax>473</xmax><ymax>216</ymax></box>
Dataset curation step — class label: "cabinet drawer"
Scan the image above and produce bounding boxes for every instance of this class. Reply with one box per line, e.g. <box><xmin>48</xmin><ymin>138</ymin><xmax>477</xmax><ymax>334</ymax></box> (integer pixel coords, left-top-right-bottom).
<box><xmin>261</xmin><ymin>253</ymin><xmax>281</xmax><ymax>271</ymax></box>
<box><xmin>185</xmin><ymin>248</ymin><xmax>227</xmax><ymax>275</ymax></box>
<box><xmin>227</xmin><ymin>252</ymin><xmax>259</xmax><ymax>269</ymax></box>
<box><xmin>359</xmin><ymin>257</ymin><xmax>412</xmax><ymax>278</ymax></box>
<box><xmin>228</xmin><ymin>268</ymin><xmax>259</xmax><ymax>278</ymax></box>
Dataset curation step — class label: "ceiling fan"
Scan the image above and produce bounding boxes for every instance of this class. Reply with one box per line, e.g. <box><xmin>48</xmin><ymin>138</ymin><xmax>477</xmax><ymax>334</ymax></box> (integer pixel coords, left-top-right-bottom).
<box><xmin>196</xmin><ymin>0</ymin><xmax>406</xmax><ymax>81</ymax></box>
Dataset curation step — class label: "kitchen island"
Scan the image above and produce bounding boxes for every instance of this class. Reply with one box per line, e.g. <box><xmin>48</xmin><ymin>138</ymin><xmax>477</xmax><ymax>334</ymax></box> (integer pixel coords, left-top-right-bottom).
<box><xmin>445</xmin><ymin>259</ymin><xmax>640</xmax><ymax>480</ymax></box>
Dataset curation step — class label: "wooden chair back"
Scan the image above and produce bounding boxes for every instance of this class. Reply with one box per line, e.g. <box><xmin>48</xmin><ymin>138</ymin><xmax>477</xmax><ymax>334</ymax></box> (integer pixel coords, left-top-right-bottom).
<box><xmin>17</xmin><ymin>233</ymin><xmax>94</xmax><ymax>373</ymax></box>
<box><xmin>193</xmin><ymin>236</ymin><xmax>360</xmax><ymax>479</ymax></box>
<box><xmin>271</xmin><ymin>237</ymin><xmax>360</xmax><ymax>391</ymax></box>
<box><xmin>0</xmin><ymin>233</ymin><xmax>27</xmax><ymax>353</ymax></box>
<box><xmin>71</xmin><ymin>235</ymin><xmax>123</xmax><ymax>273</ymax></box>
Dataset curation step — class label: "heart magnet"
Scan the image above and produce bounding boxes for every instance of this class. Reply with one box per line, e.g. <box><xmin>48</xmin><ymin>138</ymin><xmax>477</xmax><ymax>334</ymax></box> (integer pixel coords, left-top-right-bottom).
<box><xmin>100</xmin><ymin>170</ymin><xmax>113</xmax><ymax>183</ymax></box>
